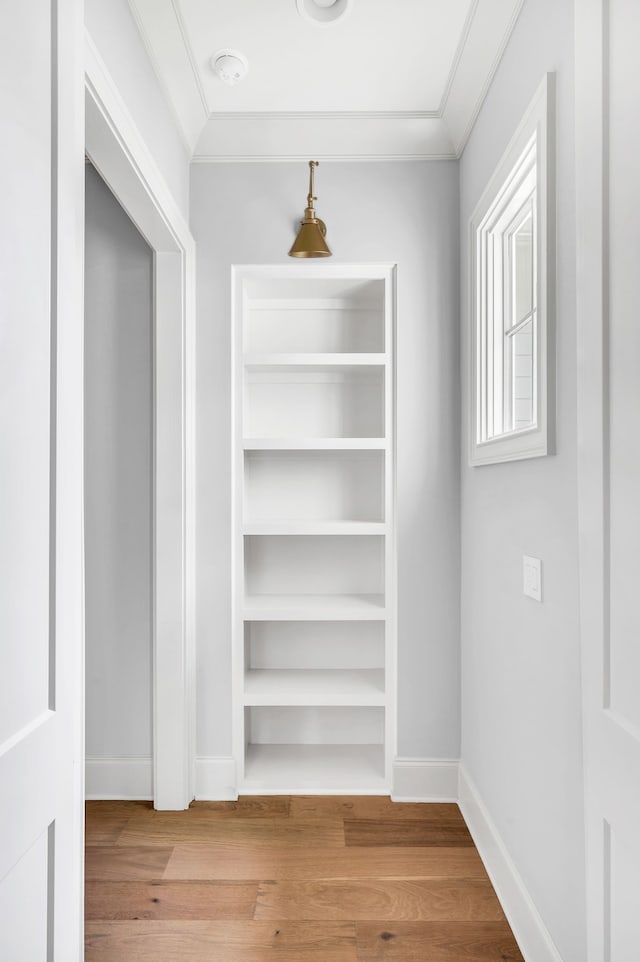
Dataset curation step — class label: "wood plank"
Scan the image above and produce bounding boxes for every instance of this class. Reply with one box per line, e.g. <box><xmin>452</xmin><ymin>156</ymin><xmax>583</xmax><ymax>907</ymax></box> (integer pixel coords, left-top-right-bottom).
<box><xmin>84</xmin><ymin>796</ymin><xmax>525</xmax><ymax>961</ymax></box>
<box><xmin>85</xmin><ymin>816</ymin><xmax>129</xmax><ymax>846</ymax></box>
<box><xmin>355</xmin><ymin>922</ymin><xmax>525</xmax><ymax>961</ymax></box>
<box><xmin>117</xmin><ymin>816</ymin><xmax>345</xmax><ymax>848</ymax></box>
<box><xmin>84</xmin><ymin>920</ymin><xmax>358</xmax><ymax>962</ymax></box>
<box><xmin>85</xmin><ymin>881</ymin><xmax>258</xmax><ymax>920</ymax></box>
<box><xmin>163</xmin><ymin>843</ymin><xmax>488</xmax><ymax>881</ymax></box>
<box><xmin>254</xmin><ymin>879</ymin><xmax>506</xmax><ymax>922</ymax></box>
<box><xmin>290</xmin><ymin>797</ymin><xmax>464</xmax><ymax>822</ymax></box>
<box><xmin>345</xmin><ymin>819</ymin><xmax>474</xmax><ymax>847</ymax></box>
<box><xmin>190</xmin><ymin>796</ymin><xmax>291</xmax><ymax>817</ymax></box>
<box><xmin>86</xmin><ymin>797</ymin><xmax>290</xmax><ymax>820</ymax></box>
<box><xmin>86</xmin><ymin>801</ymin><xmax>154</xmax><ymax>819</ymax></box>
<box><xmin>85</xmin><ymin>846</ymin><xmax>174</xmax><ymax>881</ymax></box>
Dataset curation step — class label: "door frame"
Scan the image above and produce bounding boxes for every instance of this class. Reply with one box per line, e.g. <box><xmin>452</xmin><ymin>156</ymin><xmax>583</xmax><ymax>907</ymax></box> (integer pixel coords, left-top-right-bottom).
<box><xmin>84</xmin><ymin>33</ymin><xmax>196</xmax><ymax>810</ymax></box>
<box><xmin>574</xmin><ymin>0</ymin><xmax>606</xmax><ymax>945</ymax></box>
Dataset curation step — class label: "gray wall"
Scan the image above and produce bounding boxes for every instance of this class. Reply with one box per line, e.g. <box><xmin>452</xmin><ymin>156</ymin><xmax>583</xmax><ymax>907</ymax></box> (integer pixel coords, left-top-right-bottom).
<box><xmin>459</xmin><ymin>0</ymin><xmax>586</xmax><ymax>959</ymax></box>
<box><xmin>190</xmin><ymin>161</ymin><xmax>460</xmax><ymax>760</ymax></box>
<box><xmin>85</xmin><ymin>165</ymin><xmax>153</xmax><ymax>759</ymax></box>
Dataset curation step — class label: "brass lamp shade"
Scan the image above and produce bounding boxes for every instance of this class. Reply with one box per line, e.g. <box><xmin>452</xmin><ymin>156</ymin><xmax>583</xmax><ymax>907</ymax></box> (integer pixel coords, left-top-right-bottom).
<box><xmin>289</xmin><ymin>218</ymin><xmax>331</xmax><ymax>258</ymax></box>
<box><xmin>289</xmin><ymin>161</ymin><xmax>332</xmax><ymax>258</ymax></box>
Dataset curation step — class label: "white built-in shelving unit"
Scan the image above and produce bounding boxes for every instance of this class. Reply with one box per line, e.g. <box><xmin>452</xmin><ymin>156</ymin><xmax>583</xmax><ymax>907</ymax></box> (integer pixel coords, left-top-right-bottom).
<box><xmin>232</xmin><ymin>264</ymin><xmax>396</xmax><ymax>794</ymax></box>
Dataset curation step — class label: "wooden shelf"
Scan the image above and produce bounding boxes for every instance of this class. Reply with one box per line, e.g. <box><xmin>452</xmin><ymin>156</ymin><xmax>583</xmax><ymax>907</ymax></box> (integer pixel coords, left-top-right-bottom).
<box><xmin>242</xmin><ymin>743</ymin><xmax>387</xmax><ymax>794</ymax></box>
<box><xmin>243</xmin><ymin>593</ymin><xmax>386</xmax><ymax>621</ymax></box>
<box><xmin>242</xmin><ymin>521</ymin><xmax>386</xmax><ymax>536</ymax></box>
<box><xmin>244</xmin><ymin>668</ymin><xmax>385</xmax><ymax>706</ymax></box>
<box><xmin>243</xmin><ymin>438</ymin><xmax>387</xmax><ymax>451</ymax></box>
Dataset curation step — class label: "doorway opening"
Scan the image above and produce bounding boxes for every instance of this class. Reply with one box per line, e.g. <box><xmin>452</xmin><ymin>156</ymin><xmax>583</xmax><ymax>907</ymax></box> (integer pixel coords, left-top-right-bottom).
<box><xmin>85</xmin><ymin>57</ymin><xmax>196</xmax><ymax>813</ymax></box>
<box><xmin>84</xmin><ymin>162</ymin><xmax>154</xmax><ymax>801</ymax></box>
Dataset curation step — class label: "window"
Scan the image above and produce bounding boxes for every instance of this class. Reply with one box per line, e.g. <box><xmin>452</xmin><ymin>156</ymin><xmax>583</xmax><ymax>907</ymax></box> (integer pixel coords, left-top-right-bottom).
<box><xmin>470</xmin><ymin>74</ymin><xmax>555</xmax><ymax>465</ymax></box>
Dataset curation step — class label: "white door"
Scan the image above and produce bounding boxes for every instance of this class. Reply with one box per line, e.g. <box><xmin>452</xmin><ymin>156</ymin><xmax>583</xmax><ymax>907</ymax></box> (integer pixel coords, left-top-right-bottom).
<box><xmin>0</xmin><ymin>1</ymin><xmax>84</xmax><ymax>959</ymax></box>
<box><xmin>576</xmin><ymin>1</ymin><xmax>640</xmax><ymax>959</ymax></box>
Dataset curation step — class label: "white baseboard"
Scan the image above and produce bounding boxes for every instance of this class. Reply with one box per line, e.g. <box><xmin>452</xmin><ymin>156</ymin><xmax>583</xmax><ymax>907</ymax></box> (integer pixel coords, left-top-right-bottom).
<box><xmin>194</xmin><ymin>756</ymin><xmax>237</xmax><ymax>800</ymax></box>
<box><xmin>194</xmin><ymin>755</ymin><xmax>459</xmax><ymax>802</ymax></box>
<box><xmin>85</xmin><ymin>755</ymin><xmax>237</xmax><ymax>802</ymax></box>
<box><xmin>85</xmin><ymin>755</ymin><xmax>153</xmax><ymax>800</ymax></box>
<box><xmin>391</xmin><ymin>757</ymin><xmax>459</xmax><ymax>801</ymax></box>
<box><xmin>458</xmin><ymin>766</ymin><xmax>563</xmax><ymax>962</ymax></box>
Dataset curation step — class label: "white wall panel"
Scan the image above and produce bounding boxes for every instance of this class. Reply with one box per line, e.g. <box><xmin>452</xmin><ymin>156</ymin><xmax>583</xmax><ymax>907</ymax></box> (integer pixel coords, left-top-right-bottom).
<box><xmin>610</xmin><ymin>824</ymin><xmax>640</xmax><ymax>960</ymax></box>
<box><xmin>0</xmin><ymin>832</ymin><xmax>49</xmax><ymax>962</ymax></box>
<box><xmin>608</xmin><ymin>0</ymin><xmax>640</xmax><ymax>734</ymax></box>
<box><xmin>0</xmin><ymin>0</ymin><xmax>52</xmax><ymax>750</ymax></box>
<box><xmin>0</xmin><ymin>0</ymin><xmax>84</xmax><ymax>954</ymax></box>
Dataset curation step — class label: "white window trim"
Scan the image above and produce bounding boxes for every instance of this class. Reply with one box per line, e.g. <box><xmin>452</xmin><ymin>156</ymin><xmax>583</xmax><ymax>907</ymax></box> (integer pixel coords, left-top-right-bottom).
<box><xmin>469</xmin><ymin>73</ymin><xmax>556</xmax><ymax>466</ymax></box>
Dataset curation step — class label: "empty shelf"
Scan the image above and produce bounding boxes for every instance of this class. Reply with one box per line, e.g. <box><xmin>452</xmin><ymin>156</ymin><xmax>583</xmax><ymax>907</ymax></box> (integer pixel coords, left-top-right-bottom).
<box><xmin>244</xmin><ymin>669</ymin><xmax>385</xmax><ymax>706</ymax></box>
<box><xmin>242</xmin><ymin>743</ymin><xmax>387</xmax><ymax>794</ymax></box>
<box><xmin>242</xmin><ymin>521</ymin><xmax>386</xmax><ymax>536</ymax></box>
<box><xmin>243</xmin><ymin>438</ymin><xmax>387</xmax><ymax>451</ymax></box>
<box><xmin>244</xmin><ymin>353</ymin><xmax>387</xmax><ymax>368</ymax></box>
<box><xmin>243</xmin><ymin>594</ymin><xmax>386</xmax><ymax>621</ymax></box>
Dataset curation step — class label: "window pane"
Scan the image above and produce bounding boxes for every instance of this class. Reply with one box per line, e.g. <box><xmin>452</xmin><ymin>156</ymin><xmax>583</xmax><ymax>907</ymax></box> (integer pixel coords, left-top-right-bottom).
<box><xmin>512</xmin><ymin>211</ymin><xmax>534</xmax><ymax>325</ymax></box>
<box><xmin>512</xmin><ymin>318</ymin><xmax>534</xmax><ymax>429</ymax></box>
<box><xmin>470</xmin><ymin>77</ymin><xmax>551</xmax><ymax>462</ymax></box>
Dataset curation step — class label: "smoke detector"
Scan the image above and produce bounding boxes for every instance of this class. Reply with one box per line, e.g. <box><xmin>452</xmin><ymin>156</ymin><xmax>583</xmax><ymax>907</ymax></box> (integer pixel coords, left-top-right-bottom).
<box><xmin>296</xmin><ymin>0</ymin><xmax>353</xmax><ymax>26</ymax></box>
<box><xmin>211</xmin><ymin>49</ymin><xmax>249</xmax><ymax>86</ymax></box>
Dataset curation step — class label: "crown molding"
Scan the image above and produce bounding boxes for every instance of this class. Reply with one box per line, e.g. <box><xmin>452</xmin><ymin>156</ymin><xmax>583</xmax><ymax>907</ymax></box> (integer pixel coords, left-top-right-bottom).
<box><xmin>192</xmin><ymin>112</ymin><xmax>456</xmax><ymax>163</ymax></box>
<box><xmin>170</xmin><ymin>0</ymin><xmax>211</xmax><ymax>114</ymax></box>
<box><xmin>127</xmin><ymin>0</ymin><xmax>207</xmax><ymax>151</ymax></box>
<box><xmin>191</xmin><ymin>153</ymin><xmax>457</xmax><ymax>164</ymax></box>
<box><xmin>128</xmin><ymin>0</ymin><xmax>525</xmax><ymax>162</ymax></box>
<box><xmin>204</xmin><ymin>110</ymin><xmax>441</xmax><ymax>122</ymax></box>
<box><xmin>443</xmin><ymin>0</ymin><xmax>526</xmax><ymax>156</ymax></box>
<box><xmin>438</xmin><ymin>0</ymin><xmax>480</xmax><ymax>116</ymax></box>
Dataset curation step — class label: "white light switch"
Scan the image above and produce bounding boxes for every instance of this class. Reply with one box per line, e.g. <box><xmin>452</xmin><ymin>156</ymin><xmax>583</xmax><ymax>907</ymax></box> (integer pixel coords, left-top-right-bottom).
<box><xmin>523</xmin><ymin>555</ymin><xmax>542</xmax><ymax>601</ymax></box>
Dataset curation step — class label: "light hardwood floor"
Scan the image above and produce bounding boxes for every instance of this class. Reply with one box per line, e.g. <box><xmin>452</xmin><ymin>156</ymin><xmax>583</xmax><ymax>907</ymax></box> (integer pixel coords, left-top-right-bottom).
<box><xmin>85</xmin><ymin>797</ymin><xmax>524</xmax><ymax>961</ymax></box>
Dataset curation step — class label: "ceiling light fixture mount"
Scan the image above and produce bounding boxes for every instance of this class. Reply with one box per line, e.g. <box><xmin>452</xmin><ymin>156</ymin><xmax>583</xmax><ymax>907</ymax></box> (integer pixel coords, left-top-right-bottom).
<box><xmin>295</xmin><ymin>0</ymin><xmax>353</xmax><ymax>26</ymax></box>
<box><xmin>211</xmin><ymin>49</ymin><xmax>249</xmax><ymax>86</ymax></box>
<box><xmin>289</xmin><ymin>161</ymin><xmax>332</xmax><ymax>258</ymax></box>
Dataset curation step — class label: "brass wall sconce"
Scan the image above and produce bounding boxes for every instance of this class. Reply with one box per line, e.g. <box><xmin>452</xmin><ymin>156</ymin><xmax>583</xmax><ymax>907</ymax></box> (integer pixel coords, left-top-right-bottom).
<box><xmin>289</xmin><ymin>160</ymin><xmax>332</xmax><ymax>258</ymax></box>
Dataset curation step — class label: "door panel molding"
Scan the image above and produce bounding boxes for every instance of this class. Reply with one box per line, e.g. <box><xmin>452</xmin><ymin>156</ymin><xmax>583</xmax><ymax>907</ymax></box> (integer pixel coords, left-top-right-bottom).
<box><xmin>576</xmin><ymin>0</ymin><xmax>640</xmax><ymax>957</ymax></box>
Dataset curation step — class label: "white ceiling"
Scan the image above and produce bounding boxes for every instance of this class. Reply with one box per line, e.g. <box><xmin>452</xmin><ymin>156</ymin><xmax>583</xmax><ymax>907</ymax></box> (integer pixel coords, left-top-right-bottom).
<box><xmin>128</xmin><ymin>0</ymin><xmax>525</xmax><ymax>160</ymax></box>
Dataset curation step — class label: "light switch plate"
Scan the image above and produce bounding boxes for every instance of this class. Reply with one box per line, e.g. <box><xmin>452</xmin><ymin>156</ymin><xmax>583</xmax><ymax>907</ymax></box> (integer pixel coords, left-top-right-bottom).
<box><xmin>523</xmin><ymin>555</ymin><xmax>542</xmax><ymax>601</ymax></box>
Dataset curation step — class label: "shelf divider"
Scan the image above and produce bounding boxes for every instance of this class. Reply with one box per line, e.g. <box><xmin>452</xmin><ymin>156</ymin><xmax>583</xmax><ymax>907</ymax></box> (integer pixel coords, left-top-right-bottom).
<box><xmin>243</xmin><ymin>438</ymin><xmax>387</xmax><ymax>450</ymax></box>
<box><xmin>243</xmin><ymin>593</ymin><xmax>386</xmax><ymax>621</ymax></box>
<box><xmin>244</xmin><ymin>668</ymin><xmax>385</xmax><ymax>706</ymax></box>
<box><xmin>242</xmin><ymin>521</ymin><xmax>386</xmax><ymax>536</ymax></box>
<box><xmin>244</xmin><ymin>352</ymin><xmax>387</xmax><ymax>369</ymax></box>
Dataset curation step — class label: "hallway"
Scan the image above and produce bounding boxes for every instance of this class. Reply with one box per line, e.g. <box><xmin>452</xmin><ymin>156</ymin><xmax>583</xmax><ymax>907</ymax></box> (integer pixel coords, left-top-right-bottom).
<box><xmin>85</xmin><ymin>796</ymin><xmax>523</xmax><ymax>961</ymax></box>
<box><xmin>4</xmin><ymin>1</ymin><xmax>640</xmax><ymax>958</ymax></box>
